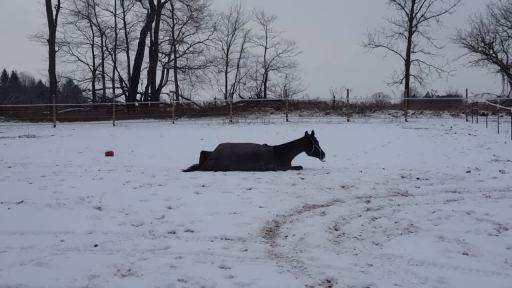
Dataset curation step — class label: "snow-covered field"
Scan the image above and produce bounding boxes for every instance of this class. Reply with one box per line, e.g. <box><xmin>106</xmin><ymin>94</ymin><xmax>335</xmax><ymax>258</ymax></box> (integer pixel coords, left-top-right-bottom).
<box><xmin>1</xmin><ymin>118</ymin><xmax>511</xmax><ymax>288</ymax></box>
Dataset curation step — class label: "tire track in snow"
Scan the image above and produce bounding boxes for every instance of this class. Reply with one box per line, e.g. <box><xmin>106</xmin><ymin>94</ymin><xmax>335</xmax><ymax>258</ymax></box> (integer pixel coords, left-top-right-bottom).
<box><xmin>0</xmin><ymin>229</ymin><xmax>273</xmax><ymax>276</ymax></box>
<box><xmin>0</xmin><ymin>230</ymin><xmax>270</xmax><ymax>246</ymax></box>
<box><xmin>324</xmin><ymin>187</ymin><xmax>512</xmax><ymax>285</ymax></box>
<box><xmin>2</xmin><ymin>245</ymin><xmax>269</xmax><ymax>273</ymax></box>
<box><xmin>261</xmin><ymin>198</ymin><xmax>346</xmax><ymax>288</ymax></box>
<box><xmin>377</xmin><ymin>253</ymin><xmax>512</xmax><ymax>278</ymax></box>
<box><xmin>0</xmin><ymin>231</ymin><xmax>75</xmax><ymax>237</ymax></box>
<box><xmin>55</xmin><ymin>248</ymin><xmax>267</xmax><ymax>263</ymax></box>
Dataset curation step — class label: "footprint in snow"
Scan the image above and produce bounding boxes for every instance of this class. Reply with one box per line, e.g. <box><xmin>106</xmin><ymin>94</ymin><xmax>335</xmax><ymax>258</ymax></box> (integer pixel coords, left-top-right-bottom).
<box><xmin>130</xmin><ymin>220</ymin><xmax>145</xmax><ymax>227</ymax></box>
<box><xmin>218</xmin><ymin>263</ymin><xmax>232</xmax><ymax>270</ymax></box>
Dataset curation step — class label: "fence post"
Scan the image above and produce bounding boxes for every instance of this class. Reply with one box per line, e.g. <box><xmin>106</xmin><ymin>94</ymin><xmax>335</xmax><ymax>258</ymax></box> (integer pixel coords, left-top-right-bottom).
<box><xmin>172</xmin><ymin>100</ymin><xmax>175</xmax><ymax>124</ymax></box>
<box><xmin>485</xmin><ymin>102</ymin><xmax>488</xmax><ymax>128</ymax></box>
<box><xmin>346</xmin><ymin>89</ymin><xmax>350</xmax><ymax>122</ymax></box>
<box><xmin>285</xmin><ymin>88</ymin><xmax>289</xmax><ymax>122</ymax></box>
<box><xmin>52</xmin><ymin>94</ymin><xmax>56</xmax><ymax>128</ymax></box>
<box><xmin>498</xmin><ymin>107</ymin><xmax>500</xmax><ymax>134</ymax></box>
<box><xmin>229</xmin><ymin>95</ymin><xmax>233</xmax><ymax>123</ymax></box>
<box><xmin>112</xmin><ymin>97</ymin><xmax>116</xmax><ymax>127</ymax></box>
<box><xmin>466</xmin><ymin>88</ymin><xmax>468</xmax><ymax>122</ymax></box>
<box><xmin>404</xmin><ymin>89</ymin><xmax>408</xmax><ymax>122</ymax></box>
<box><xmin>471</xmin><ymin>102</ymin><xmax>474</xmax><ymax>123</ymax></box>
<box><xmin>476</xmin><ymin>101</ymin><xmax>479</xmax><ymax>124</ymax></box>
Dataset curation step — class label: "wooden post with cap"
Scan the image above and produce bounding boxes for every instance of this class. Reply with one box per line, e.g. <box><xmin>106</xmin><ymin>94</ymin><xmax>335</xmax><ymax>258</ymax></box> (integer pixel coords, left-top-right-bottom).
<box><xmin>346</xmin><ymin>89</ymin><xmax>350</xmax><ymax>122</ymax></box>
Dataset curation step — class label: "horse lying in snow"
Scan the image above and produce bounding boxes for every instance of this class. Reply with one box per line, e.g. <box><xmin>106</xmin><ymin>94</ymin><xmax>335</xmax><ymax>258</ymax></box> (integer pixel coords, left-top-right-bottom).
<box><xmin>182</xmin><ymin>130</ymin><xmax>326</xmax><ymax>172</ymax></box>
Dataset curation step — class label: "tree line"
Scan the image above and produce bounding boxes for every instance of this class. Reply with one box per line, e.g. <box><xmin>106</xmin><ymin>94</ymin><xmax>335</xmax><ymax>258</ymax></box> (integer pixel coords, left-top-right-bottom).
<box><xmin>13</xmin><ymin>0</ymin><xmax>512</xmax><ymax>109</ymax></box>
<box><xmin>0</xmin><ymin>68</ymin><xmax>85</xmax><ymax>105</ymax></box>
<box><xmin>30</xmin><ymin>0</ymin><xmax>304</xmax><ymax>110</ymax></box>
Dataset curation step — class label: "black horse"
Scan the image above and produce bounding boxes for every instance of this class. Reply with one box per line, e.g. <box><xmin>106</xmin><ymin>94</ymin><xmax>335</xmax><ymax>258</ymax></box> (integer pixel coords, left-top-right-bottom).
<box><xmin>182</xmin><ymin>130</ymin><xmax>326</xmax><ymax>172</ymax></box>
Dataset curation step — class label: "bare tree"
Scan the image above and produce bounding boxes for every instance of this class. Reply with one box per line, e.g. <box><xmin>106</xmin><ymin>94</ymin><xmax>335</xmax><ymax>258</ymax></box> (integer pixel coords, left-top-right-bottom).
<box><xmin>361</xmin><ymin>0</ymin><xmax>461</xmax><ymax>100</ymax></box>
<box><xmin>105</xmin><ymin>0</ymin><xmax>119</xmax><ymax>102</ymax></box>
<box><xmin>330</xmin><ymin>86</ymin><xmax>347</xmax><ymax>100</ymax></box>
<box><xmin>101</xmin><ymin>0</ymin><xmax>122</xmax><ymax>101</ymax></box>
<box><xmin>90</xmin><ymin>0</ymin><xmax>109</xmax><ymax>102</ymax></box>
<box><xmin>128</xmin><ymin>0</ymin><xmax>156</xmax><ymax>107</ymax></box>
<box><xmin>58</xmin><ymin>0</ymin><xmax>102</xmax><ymax>104</ymax></box>
<box><xmin>35</xmin><ymin>0</ymin><xmax>306</xmax><ymax>107</ymax></box>
<box><xmin>228</xmin><ymin>29</ymin><xmax>251</xmax><ymax>99</ymax></box>
<box><xmin>452</xmin><ymin>0</ymin><xmax>512</xmax><ymax>97</ymax></box>
<box><xmin>101</xmin><ymin>0</ymin><xmax>141</xmax><ymax>101</ymax></box>
<box><xmin>159</xmin><ymin>0</ymin><xmax>217</xmax><ymax>102</ymax></box>
<box><xmin>370</xmin><ymin>92</ymin><xmax>392</xmax><ymax>105</ymax></box>
<box><xmin>120</xmin><ymin>0</ymin><xmax>136</xmax><ymax>85</ymax></box>
<box><xmin>118</xmin><ymin>0</ymin><xmax>140</xmax><ymax>97</ymax></box>
<box><xmin>268</xmin><ymin>69</ymin><xmax>307</xmax><ymax>99</ymax></box>
<box><xmin>213</xmin><ymin>0</ymin><xmax>251</xmax><ymax>101</ymax></box>
<box><xmin>57</xmin><ymin>0</ymin><xmax>142</xmax><ymax>104</ymax></box>
<box><xmin>45</xmin><ymin>0</ymin><xmax>61</xmax><ymax>107</ymax></box>
<box><xmin>143</xmin><ymin>0</ymin><xmax>170</xmax><ymax>103</ymax></box>
<box><xmin>251</xmin><ymin>8</ymin><xmax>301</xmax><ymax>99</ymax></box>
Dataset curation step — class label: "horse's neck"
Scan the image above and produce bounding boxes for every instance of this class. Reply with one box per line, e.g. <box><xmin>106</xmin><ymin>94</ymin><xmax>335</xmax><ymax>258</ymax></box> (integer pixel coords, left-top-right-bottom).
<box><xmin>274</xmin><ymin>137</ymin><xmax>305</xmax><ymax>164</ymax></box>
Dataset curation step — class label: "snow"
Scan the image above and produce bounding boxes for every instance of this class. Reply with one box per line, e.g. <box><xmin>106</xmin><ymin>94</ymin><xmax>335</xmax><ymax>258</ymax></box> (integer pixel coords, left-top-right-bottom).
<box><xmin>0</xmin><ymin>118</ymin><xmax>511</xmax><ymax>288</ymax></box>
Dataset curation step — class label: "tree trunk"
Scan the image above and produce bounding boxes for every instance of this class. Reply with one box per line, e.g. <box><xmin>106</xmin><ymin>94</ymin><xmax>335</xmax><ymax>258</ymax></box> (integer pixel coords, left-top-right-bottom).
<box><xmin>87</xmin><ymin>6</ymin><xmax>98</xmax><ymax>105</ymax></box>
<box><xmin>149</xmin><ymin>0</ymin><xmax>167</xmax><ymax>103</ymax></box>
<box><xmin>224</xmin><ymin>54</ymin><xmax>229</xmax><ymax>100</ymax></box>
<box><xmin>92</xmin><ymin>0</ymin><xmax>107</xmax><ymax>103</ymax></box>
<box><xmin>170</xmin><ymin>1</ymin><xmax>180</xmax><ymax>102</ymax></box>
<box><xmin>45</xmin><ymin>0</ymin><xmax>60</xmax><ymax>111</ymax></box>
<box><xmin>100</xmin><ymin>33</ymin><xmax>107</xmax><ymax>102</ymax></box>
<box><xmin>121</xmin><ymin>0</ymin><xmax>132</xmax><ymax>102</ymax></box>
<box><xmin>143</xmin><ymin>81</ymin><xmax>150</xmax><ymax>102</ymax></box>
<box><xmin>404</xmin><ymin>0</ymin><xmax>416</xmax><ymax>112</ymax></box>
<box><xmin>128</xmin><ymin>0</ymin><xmax>156</xmax><ymax>110</ymax></box>
<box><xmin>263</xmin><ymin>71</ymin><xmax>268</xmax><ymax>99</ymax></box>
<box><xmin>112</xmin><ymin>0</ymin><xmax>118</xmax><ymax>102</ymax></box>
<box><xmin>229</xmin><ymin>31</ymin><xmax>249</xmax><ymax>99</ymax></box>
<box><xmin>144</xmin><ymin>22</ymin><xmax>154</xmax><ymax>104</ymax></box>
<box><xmin>262</xmin><ymin>32</ymin><xmax>268</xmax><ymax>99</ymax></box>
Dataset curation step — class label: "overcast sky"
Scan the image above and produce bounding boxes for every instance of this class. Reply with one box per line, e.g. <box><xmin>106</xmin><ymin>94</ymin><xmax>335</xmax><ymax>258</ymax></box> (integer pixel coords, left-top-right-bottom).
<box><xmin>0</xmin><ymin>0</ymin><xmax>503</xmax><ymax>100</ymax></box>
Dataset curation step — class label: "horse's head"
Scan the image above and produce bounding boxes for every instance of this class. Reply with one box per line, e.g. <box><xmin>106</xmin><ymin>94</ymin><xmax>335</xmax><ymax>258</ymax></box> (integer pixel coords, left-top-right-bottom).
<box><xmin>304</xmin><ymin>130</ymin><xmax>325</xmax><ymax>162</ymax></box>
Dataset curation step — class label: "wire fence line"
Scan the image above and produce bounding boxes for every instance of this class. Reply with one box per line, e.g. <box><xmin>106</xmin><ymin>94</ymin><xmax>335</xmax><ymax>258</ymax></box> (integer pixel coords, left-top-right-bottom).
<box><xmin>466</xmin><ymin>99</ymin><xmax>512</xmax><ymax>141</ymax></box>
<box><xmin>0</xmin><ymin>96</ymin><xmax>510</xmax><ymax>128</ymax></box>
<box><xmin>0</xmin><ymin>96</ymin><xmax>477</xmax><ymax>107</ymax></box>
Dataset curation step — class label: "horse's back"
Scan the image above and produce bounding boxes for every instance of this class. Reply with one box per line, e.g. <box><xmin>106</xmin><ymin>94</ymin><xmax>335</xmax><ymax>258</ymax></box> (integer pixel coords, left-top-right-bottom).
<box><xmin>214</xmin><ymin>142</ymin><xmax>270</xmax><ymax>153</ymax></box>
<box><xmin>204</xmin><ymin>142</ymin><xmax>275</xmax><ymax>171</ymax></box>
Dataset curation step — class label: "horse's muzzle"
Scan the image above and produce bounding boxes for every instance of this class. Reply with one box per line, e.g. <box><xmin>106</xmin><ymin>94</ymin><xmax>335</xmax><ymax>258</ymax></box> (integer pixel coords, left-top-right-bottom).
<box><xmin>320</xmin><ymin>151</ymin><xmax>326</xmax><ymax>162</ymax></box>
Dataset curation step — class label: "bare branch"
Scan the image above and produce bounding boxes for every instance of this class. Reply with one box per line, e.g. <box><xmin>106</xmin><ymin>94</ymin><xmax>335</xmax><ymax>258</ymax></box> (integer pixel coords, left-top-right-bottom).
<box><xmin>249</xmin><ymin>8</ymin><xmax>303</xmax><ymax>99</ymax></box>
<box><xmin>452</xmin><ymin>0</ymin><xmax>512</xmax><ymax>97</ymax></box>
<box><xmin>361</xmin><ymin>0</ymin><xmax>462</xmax><ymax>98</ymax></box>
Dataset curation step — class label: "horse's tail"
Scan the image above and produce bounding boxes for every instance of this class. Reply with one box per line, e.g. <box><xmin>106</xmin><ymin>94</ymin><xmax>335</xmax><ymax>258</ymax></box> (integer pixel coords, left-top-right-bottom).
<box><xmin>182</xmin><ymin>163</ymin><xmax>201</xmax><ymax>172</ymax></box>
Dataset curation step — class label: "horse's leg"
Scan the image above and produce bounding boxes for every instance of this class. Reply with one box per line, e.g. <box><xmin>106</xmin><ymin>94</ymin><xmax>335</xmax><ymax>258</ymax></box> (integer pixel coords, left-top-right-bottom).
<box><xmin>274</xmin><ymin>165</ymin><xmax>303</xmax><ymax>171</ymax></box>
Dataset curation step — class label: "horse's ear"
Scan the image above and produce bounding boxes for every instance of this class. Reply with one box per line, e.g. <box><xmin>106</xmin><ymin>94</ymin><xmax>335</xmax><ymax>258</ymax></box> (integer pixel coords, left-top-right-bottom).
<box><xmin>311</xmin><ymin>130</ymin><xmax>315</xmax><ymax>136</ymax></box>
<box><xmin>305</xmin><ymin>131</ymin><xmax>309</xmax><ymax>136</ymax></box>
